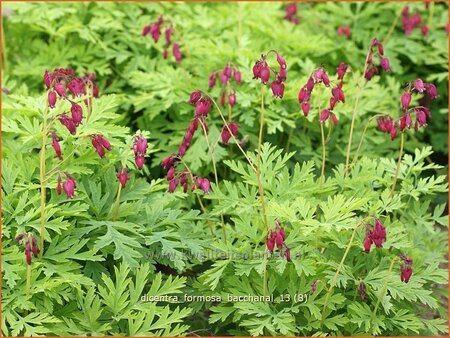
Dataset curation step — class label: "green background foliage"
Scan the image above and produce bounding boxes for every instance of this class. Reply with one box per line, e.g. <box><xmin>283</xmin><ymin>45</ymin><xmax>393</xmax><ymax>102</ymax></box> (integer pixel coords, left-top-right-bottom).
<box><xmin>2</xmin><ymin>1</ymin><xmax>448</xmax><ymax>336</ymax></box>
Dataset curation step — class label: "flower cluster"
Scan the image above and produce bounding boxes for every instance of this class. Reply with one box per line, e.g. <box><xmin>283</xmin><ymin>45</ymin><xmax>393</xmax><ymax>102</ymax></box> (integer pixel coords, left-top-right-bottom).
<box><xmin>266</xmin><ymin>222</ymin><xmax>291</xmax><ymax>262</ymax></box>
<box><xmin>113</xmin><ymin>134</ymin><xmax>148</xmax><ymax>190</ymax></box>
<box><xmin>208</xmin><ymin>63</ymin><xmax>241</xmax><ymax>107</ymax></box>
<box><xmin>142</xmin><ymin>15</ymin><xmax>182</xmax><ymax>63</ymax></box>
<box><xmin>284</xmin><ymin>3</ymin><xmax>299</xmax><ymax>25</ymax></box>
<box><xmin>377</xmin><ymin>79</ymin><xmax>438</xmax><ymax>140</ymax></box>
<box><xmin>91</xmin><ymin>134</ymin><xmax>112</xmax><ymax>158</ymax></box>
<box><xmin>337</xmin><ymin>26</ymin><xmax>351</xmax><ymax>39</ymax></box>
<box><xmin>402</xmin><ymin>6</ymin><xmax>428</xmax><ymax>37</ymax></box>
<box><xmin>364</xmin><ymin>38</ymin><xmax>390</xmax><ymax>81</ymax></box>
<box><xmin>15</xmin><ymin>233</ymin><xmax>39</xmax><ymax>265</ymax></box>
<box><xmin>298</xmin><ymin>63</ymin><xmax>348</xmax><ymax>124</ymax></box>
<box><xmin>44</xmin><ymin>68</ymin><xmax>103</xmax><ymax>200</ymax></box>
<box><xmin>45</xmin><ymin>68</ymin><xmax>98</xmax><ymax>135</ymax></box>
<box><xmin>400</xmin><ymin>255</ymin><xmax>413</xmax><ymax>283</ymax></box>
<box><xmin>363</xmin><ymin>218</ymin><xmax>387</xmax><ymax>253</ymax></box>
<box><xmin>252</xmin><ymin>51</ymin><xmax>287</xmax><ymax>98</ymax></box>
<box><xmin>161</xmin><ymin>92</ymin><xmax>211</xmax><ymax>193</ymax></box>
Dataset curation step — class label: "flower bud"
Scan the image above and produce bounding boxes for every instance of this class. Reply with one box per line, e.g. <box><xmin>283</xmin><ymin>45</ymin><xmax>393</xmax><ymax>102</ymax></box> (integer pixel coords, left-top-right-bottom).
<box><xmin>165</xmin><ymin>26</ymin><xmax>174</xmax><ymax>44</ymax></box>
<box><xmin>43</xmin><ymin>70</ymin><xmax>52</xmax><ymax>88</ymax></box>
<box><xmin>331</xmin><ymin>113</ymin><xmax>338</xmax><ymax>126</ymax></box>
<box><xmin>57</xmin><ymin>175</ymin><xmax>62</xmax><ymax>195</ymax></box>
<box><xmin>234</xmin><ymin>70</ymin><xmax>241</xmax><ymax>84</ymax></box>
<box><xmin>279</xmin><ymin>68</ymin><xmax>287</xmax><ymax>82</ymax></box>
<box><xmin>163</xmin><ymin>48</ymin><xmax>168</xmax><ymax>59</ymax></box>
<box><xmin>208</xmin><ymin>72</ymin><xmax>217</xmax><ymax>89</ymax></box>
<box><xmin>172</xmin><ymin>43</ymin><xmax>182</xmax><ymax>63</ymax></box>
<box><xmin>166</xmin><ymin>166</ymin><xmax>175</xmax><ymax>181</ymax></box>
<box><xmin>276</xmin><ymin>53</ymin><xmax>286</xmax><ymax>69</ymax></box>
<box><xmin>284</xmin><ymin>247</ymin><xmax>291</xmax><ymax>262</ymax></box>
<box><xmin>52</xmin><ymin>133</ymin><xmax>62</xmax><ymax>160</ymax></box>
<box><xmin>359</xmin><ymin>282</ymin><xmax>366</xmax><ymax>301</ymax></box>
<box><xmin>363</xmin><ymin>234</ymin><xmax>372</xmax><ymax>253</ymax></box>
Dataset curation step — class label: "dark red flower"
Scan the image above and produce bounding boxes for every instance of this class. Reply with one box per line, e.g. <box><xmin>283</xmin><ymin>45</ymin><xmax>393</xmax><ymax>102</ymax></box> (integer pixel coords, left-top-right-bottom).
<box><xmin>70</xmin><ymin>103</ymin><xmax>83</xmax><ymax>126</ymax></box>
<box><xmin>380</xmin><ymin>57</ymin><xmax>390</xmax><ymax>72</ymax></box>
<box><xmin>172</xmin><ymin>43</ymin><xmax>182</xmax><ymax>63</ymax></box>
<box><xmin>135</xmin><ymin>155</ymin><xmax>145</xmax><ymax>170</ymax></box>
<box><xmin>270</xmin><ymin>79</ymin><xmax>285</xmax><ymax>98</ymax></box>
<box><xmin>266</xmin><ymin>231</ymin><xmax>275</xmax><ymax>253</ymax></box>
<box><xmin>337</xmin><ymin>26</ymin><xmax>351</xmax><ymax>38</ymax></box>
<box><xmin>195</xmin><ymin>98</ymin><xmax>211</xmax><ymax>117</ymax></box>
<box><xmin>116</xmin><ymin>167</ymin><xmax>129</xmax><ymax>188</ymax></box>
<box><xmin>370</xmin><ymin>218</ymin><xmax>386</xmax><ymax>248</ymax></box>
<box><xmin>228</xmin><ymin>92</ymin><xmax>236</xmax><ymax>106</ymax></box>
<box><xmin>363</xmin><ymin>233</ymin><xmax>372</xmax><ymax>253</ymax></box>
<box><xmin>189</xmin><ymin>90</ymin><xmax>202</xmax><ymax>105</ymax></box>
<box><xmin>319</xmin><ymin>109</ymin><xmax>330</xmax><ymax>124</ymax></box>
<box><xmin>168</xmin><ymin>178</ymin><xmax>178</xmax><ymax>193</ymax></box>
<box><xmin>337</xmin><ymin>63</ymin><xmax>348</xmax><ymax>80</ymax></box>
<box><xmin>63</xmin><ymin>175</ymin><xmax>76</xmax><ymax>199</ymax></box>
<box><xmin>54</xmin><ymin>82</ymin><xmax>67</xmax><ymax>98</ymax></box>
<box><xmin>399</xmin><ymin>112</ymin><xmax>412</xmax><ymax>131</ymax></box>
<box><xmin>234</xmin><ymin>70</ymin><xmax>241</xmax><ymax>84</ymax></box>
<box><xmin>221</xmin><ymin>122</ymin><xmax>239</xmax><ymax>145</ymax></box>
<box><xmin>301</xmin><ymin>102</ymin><xmax>310</xmax><ymax>117</ymax></box>
<box><xmin>48</xmin><ymin>91</ymin><xmax>57</xmax><ymax>108</ymax></box>
<box><xmin>161</xmin><ymin>155</ymin><xmax>174</xmax><ymax>169</ymax></box>
<box><xmin>401</xmin><ymin>92</ymin><xmax>412</xmax><ymax>110</ymax></box>
<box><xmin>59</xmin><ymin>114</ymin><xmax>77</xmax><ymax>135</ymax></box>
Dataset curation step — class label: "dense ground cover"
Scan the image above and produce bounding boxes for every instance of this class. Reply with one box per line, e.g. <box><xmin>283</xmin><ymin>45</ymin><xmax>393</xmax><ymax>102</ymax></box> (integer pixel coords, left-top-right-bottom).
<box><xmin>1</xmin><ymin>1</ymin><xmax>448</xmax><ymax>336</ymax></box>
